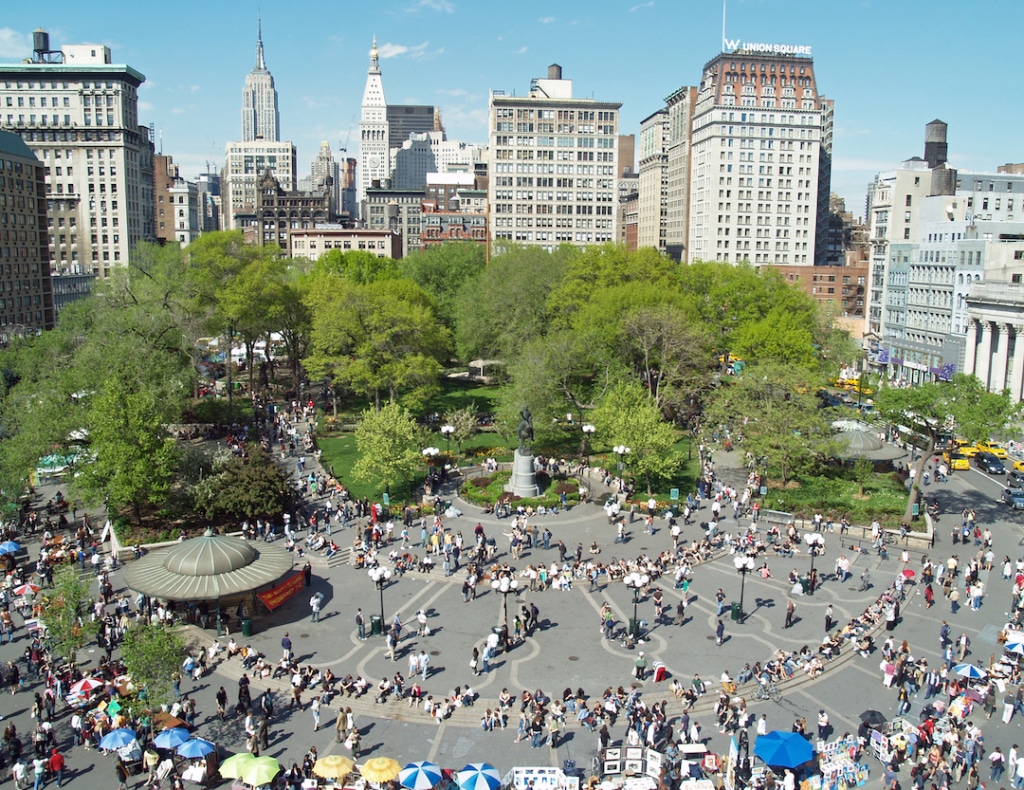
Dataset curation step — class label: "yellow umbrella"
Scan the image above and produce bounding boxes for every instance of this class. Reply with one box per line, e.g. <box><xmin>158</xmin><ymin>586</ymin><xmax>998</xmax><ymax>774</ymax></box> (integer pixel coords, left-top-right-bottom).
<box><xmin>314</xmin><ymin>755</ymin><xmax>356</xmax><ymax>781</ymax></box>
<box><xmin>361</xmin><ymin>757</ymin><xmax>402</xmax><ymax>784</ymax></box>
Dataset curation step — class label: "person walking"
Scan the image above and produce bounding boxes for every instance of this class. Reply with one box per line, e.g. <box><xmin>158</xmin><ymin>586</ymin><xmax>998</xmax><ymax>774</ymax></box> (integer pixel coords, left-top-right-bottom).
<box><xmin>824</xmin><ymin>605</ymin><xmax>834</xmax><ymax>632</ymax></box>
<box><xmin>47</xmin><ymin>749</ymin><xmax>65</xmax><ymax>788</ymax></box>
<box><xmin>785</xmin><ymin>599</ymin><xmax>795</xmax><ymax>629</ymax></box>
<box><xmin>309</xmin><ymin>592</ymin><xmax>323</xmax><ymax>622</ymax></box>
<box><xmin>335</xmin><ymin>709</ymin><xmax>347</xmax><ymax>742</ymax></box>
<box><xmin>311</xmin><ymin>697</ymin><xmax>321</xmax><ymax>731</ymax></box>
<box><xmin>716</xmin><ymin>620</ymin><xmax>725</xmax><ymax>646</ymax></box>
<box><xmin>356</xmin><ymin>609</ymin><xmax>366</xmax><ymax>640</ymax></box>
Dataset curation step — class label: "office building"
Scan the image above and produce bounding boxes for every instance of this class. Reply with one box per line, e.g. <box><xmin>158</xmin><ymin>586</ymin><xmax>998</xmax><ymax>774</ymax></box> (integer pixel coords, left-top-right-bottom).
<box><xmin>420</xmin><ymin>172</ymin><xmax>487</xmax><ymax>247</ymax></box>
<box><xmin>488</xmin><ymin>64</ymin><xmax>621</xmax><ymax>251</ymax></box>
<box><xmin>222</xmin><ymin>139</ymin><xmax>296</xmax><ymax>229</ymax></box>
<box><xmin>154</xmin><ymin>154</ymin><xmax>200</xmax><ymax>246</ymax></box>
<box><xmin>387</xmin><ymin>105</ymin><xmax>435</xmax><ymax>149</ymax></box>
<box><xmin>0</xmin><ymin>130</ymin><xmax>54</xmax><ymax>342</ymax></box>
<box><xmin>687</xmin><ymin>48</ymin><xmax>833</xmax><ymax>265</ymax></box>
<box><xmin>0</xmin><ymin>30</ymin><xmax>154</xmax><ymax>276</ymax></box>
<box><xmin>310</xmin><ymin>141</ymin><xmax>341</xmax><ymax>217</ymax></box>
<box><xmin>663</xmin><ymin>86</ymin><xmax>697</xmax><ymax>261</ymax></box>
<box><xmin>637</xmin><ymin>109</ymin><xmax>669</xmax><ymax>251</ymax></box>
<box><xmin>364</xmin><ymin>184</ymin><xmax>423</xmax><ymax>257</ymax></box>
<box><xmin>244</xmin><ymin>169</ymin><xmax>330</xmax><ymax>248</ymax></box>
<box><xmin>289</xmin><ymin>225</ymin><xmax>402</xmax><ymax>261</ymax></box>
<box><xmin>241</xmin><ymin>16</ymin><xmax>280</xmax><ymax>142</ymax></box>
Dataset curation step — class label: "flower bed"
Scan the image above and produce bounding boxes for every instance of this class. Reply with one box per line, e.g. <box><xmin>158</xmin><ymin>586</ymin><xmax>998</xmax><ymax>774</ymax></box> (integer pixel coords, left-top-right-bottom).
<box><xmin>460</xmin><ymin>471</ymin><xmax>582</xmax><ymax>509</ymax></box>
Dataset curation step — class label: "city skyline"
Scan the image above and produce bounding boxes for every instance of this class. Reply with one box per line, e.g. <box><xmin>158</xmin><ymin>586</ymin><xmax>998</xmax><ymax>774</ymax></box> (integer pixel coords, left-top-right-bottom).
<box><xmin>3</xmin><ymin>0</ymin><xmax>1021</xmax><ymax>216</ymax></box>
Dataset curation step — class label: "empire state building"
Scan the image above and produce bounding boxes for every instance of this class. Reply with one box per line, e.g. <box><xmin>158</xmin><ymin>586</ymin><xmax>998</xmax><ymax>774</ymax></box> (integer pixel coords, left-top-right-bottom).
<box><xmin>241</xmin><ymin>16</ymin><xmax>280</xmax><ymax>142</ymax></box>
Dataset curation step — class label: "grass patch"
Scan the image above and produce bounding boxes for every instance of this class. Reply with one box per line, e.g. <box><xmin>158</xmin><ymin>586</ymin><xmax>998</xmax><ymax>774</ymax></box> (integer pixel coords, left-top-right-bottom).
<box><xmin>423</xmin><ymin>378</ymin><xmax>502</xmax><ymax>417</ymax></box>
<box><xmin>768</xmin><ymin>471</ymin><xmax>910</xmax><ymax>527</ymax></box>
<box><xmin>316</xmin><ymin>434</ymin><xmax>418</xmax><ymax>506</ymax></box>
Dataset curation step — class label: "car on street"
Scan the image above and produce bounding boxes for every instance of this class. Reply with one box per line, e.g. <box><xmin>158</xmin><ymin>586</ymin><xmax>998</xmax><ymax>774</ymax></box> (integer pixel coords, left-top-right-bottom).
<box><xmin>1009</xmin><ymin>471</ymin><xmax>1024</xmax><ymax>490</ymax></box>
<box><xmin>943</xmin><ymin>451</ymin><xmax>970</xmax><ymax>471</ymax></box>
<box><xmin>1014</xmin><ymin>459</ymin><xmax>1024</xmax><ymax>474</ymax></box>
<box><xmin>976</xmin><ymin>440</ymin><xmax>1009</xmax><ymax>459</ymax></box>
<box><xmin>1002</xmin><ymin>488</ymin><xmax>1024</xmax><ymax>509</ymax></box>
<box><xmin>954</xmin><ymin>440</ymin><xmax>980</xmax><ymax>458</ymax></box>
<box><xmin>975</xmin><ymin>452</ymin><xmax>1007</xmax><ymax>474</ymax></box>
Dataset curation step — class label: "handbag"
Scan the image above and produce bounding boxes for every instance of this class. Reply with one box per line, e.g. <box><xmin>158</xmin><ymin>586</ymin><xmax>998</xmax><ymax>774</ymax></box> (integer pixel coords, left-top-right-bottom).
<box><xmin>470</xmin><ymin>659</ymin><xmax>477</xmax><ymax>669</ymax></box>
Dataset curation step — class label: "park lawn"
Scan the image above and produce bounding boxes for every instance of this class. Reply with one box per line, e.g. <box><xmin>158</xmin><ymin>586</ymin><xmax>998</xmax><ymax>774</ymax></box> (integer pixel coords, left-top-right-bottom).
<box><xmin>423</xmin><ymin>378</ymin><xmax>502</xmax><ymax>417</ymax></box>
<box><xmin>768</xmin><ymin>472</ymin><xmax>909</xmax><ymax>527</ymax></box>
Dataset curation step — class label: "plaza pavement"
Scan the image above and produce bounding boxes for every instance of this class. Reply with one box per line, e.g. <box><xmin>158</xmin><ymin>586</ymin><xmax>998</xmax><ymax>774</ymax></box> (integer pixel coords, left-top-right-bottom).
<box><xmin>5</xmin><ymin>441</ymin><xmax>1024</xmax><ymax>784</ymax></box>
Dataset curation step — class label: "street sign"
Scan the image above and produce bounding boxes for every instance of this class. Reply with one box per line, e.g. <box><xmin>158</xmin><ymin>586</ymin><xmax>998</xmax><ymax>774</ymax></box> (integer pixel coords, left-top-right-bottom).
<box><xmin>382</xmin><ymin>493</ymin><xmax>390</xmax><ymax>506</ymax></box>
<box><xmin>670</xmin><ymin>488</ymin><xmax>679</xmax><ymax>501</ymax></box>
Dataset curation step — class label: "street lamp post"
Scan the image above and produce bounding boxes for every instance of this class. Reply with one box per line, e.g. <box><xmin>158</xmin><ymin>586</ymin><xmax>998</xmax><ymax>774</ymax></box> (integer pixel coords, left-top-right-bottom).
<box><xmin>490</xmin><ymin>575</ymin><xmax>520</xmax><ymax>626</ymax></box>
<box><xmin>623</xmin><ymin>571</ymin><xmax>649</xmax><ymax>642</ymax></box>
<box><xmin>367</xmin><ymin>566</ymin><xmax>392</xmax><ymax>637</ymax></box>
<box><xmin>733</xmin><ymin>555</ymin><xmax>755</xmax><ymax>623</ymax></box>
<box><xmin>613</xmin><ymin>444</ymin><xmax>631</xmax><ymax>480</ymax></box>
<box><xmin>422</xmin><ymin>446</ymin><xmax>439</xmax><ymax>472</ymax></box>
<box><xmin>804</xmin><ymin>532</ymin><xmax>825</xmax><ymax>595</ymax></box>
<box><xmin>441</xmin><ymin>425</ymin><xmax>454</xmax><ymax>459</ymax></box>
<box><xmin>582</xmin><ymin>424</ymin><xmax>596</xmax><ymax>476</ymax></box>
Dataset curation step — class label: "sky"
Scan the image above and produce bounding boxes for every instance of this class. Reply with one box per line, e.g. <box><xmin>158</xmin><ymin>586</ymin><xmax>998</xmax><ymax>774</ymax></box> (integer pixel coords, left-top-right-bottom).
<box><xmin>3</xmin><ymin>0</ymin><xmax>1022</xmax><ymax>219</ymax></box>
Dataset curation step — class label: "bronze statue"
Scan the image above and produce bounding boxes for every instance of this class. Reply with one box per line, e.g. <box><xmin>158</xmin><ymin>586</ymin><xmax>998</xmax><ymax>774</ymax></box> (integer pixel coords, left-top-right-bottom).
<box><xmin>516</xmin><ymin>406</ymin><xmax>534</xmax><ymax>452</ymax></box>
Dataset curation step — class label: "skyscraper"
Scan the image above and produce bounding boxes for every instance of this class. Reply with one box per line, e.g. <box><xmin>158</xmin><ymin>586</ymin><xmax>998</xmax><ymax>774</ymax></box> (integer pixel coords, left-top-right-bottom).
<box><xmin>488</xmin><ymin>64</ymin><xmax>621</xmax><ymax>251</ymax></box>
<box><xmin>686</xmin><ymin>47</ymin><xmax>833</xmax><ymax>265</ymax></box>
<box><xmin>358</xmin><ymin>37</ymin><xmax>390</xmax><ymax>213</ymax></box>
<box><xmin>241</xmin><ymin>16</ymin><xmax>280</xmax><ymax>142</ymax></box>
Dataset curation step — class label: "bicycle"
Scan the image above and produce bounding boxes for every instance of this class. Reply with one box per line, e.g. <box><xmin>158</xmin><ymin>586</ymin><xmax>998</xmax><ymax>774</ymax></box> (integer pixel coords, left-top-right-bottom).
<box><xmin>752</xmin><ymin>679</ymin><xmax>782</xmax><ymax>702</ymax></box>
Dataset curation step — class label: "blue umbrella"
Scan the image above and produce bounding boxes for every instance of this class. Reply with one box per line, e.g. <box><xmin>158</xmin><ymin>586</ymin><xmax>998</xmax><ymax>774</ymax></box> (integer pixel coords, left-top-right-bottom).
<box><xmin>0</xmin><ymin>541</ymin><xmax>20</xmax><ymax>555</ymax></box>
<box><xmin>953</xmin><ymin>663</ymin><xmax>987</xmax><ymax>679</ymax></box>
<box><xmin>154</xmin><ymin>728</ymin><xmax>191</xmax><ymax>749</ymax></box>
<box><xmin>457</xmin><ymin>764</ymin><xmax>502</xmax><ymax>790</ymax></box>
<box><xmin>753</xmin><ymin>731</ymin><xmax>815</xmax><ymax>769</ymax></box>
<box><xmin>399</xmin><ymin>761</ymin><xmax>444</xmax><ymax>790</ymax></box>
<box><xmin>99</xmin><ymin>729</ymin><xmax>138</xmax><ymax>751</ymax></box>
<box><xmin>177</xmin><ymin>738</ymin><xmax>216</xmax><ymax>759</ymax></box>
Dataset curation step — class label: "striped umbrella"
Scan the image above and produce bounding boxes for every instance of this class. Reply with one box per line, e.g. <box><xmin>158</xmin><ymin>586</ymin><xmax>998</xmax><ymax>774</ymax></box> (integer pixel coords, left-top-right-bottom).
<box><xmin>953</xmin><ymin>663</ymin><xmax>987</xmax><ymax>679</ymax></box>
<box><xmin>457</xmin><ymin>763</ymin><xmax>502</xmax><ymax>790</ymax></box>
<box><xmin>400</xmin><ymin>761</ymin><xmax>444</xmax><ymax>790</ymax></box>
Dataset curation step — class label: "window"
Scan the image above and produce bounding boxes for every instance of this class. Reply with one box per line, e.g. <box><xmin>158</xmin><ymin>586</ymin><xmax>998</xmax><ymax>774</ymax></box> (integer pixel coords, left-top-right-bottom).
<box><xmin>905</xmin><ymin>194</ymin><xmax>912</xmax><ymax>207</ymax></box>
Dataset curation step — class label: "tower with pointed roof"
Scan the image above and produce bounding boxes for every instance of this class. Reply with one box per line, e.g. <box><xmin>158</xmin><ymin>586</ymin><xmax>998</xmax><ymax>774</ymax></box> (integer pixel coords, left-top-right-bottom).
<box><xmin>241</xmin><ymin>14</ymin><xmax>280</xmax><ymax>142</ymax></box>
<box><xmin>358</xmin><ymin>36</ymin><xmax>390</xmax><ymax>216</ymax></box>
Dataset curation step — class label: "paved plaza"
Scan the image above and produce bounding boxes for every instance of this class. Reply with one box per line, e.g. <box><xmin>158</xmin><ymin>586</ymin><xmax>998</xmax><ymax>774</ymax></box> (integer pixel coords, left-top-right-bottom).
<box><xmin>3</xmin><ymin>442</ymin><xmax>1024</xmax><ymax>785</ymax></box>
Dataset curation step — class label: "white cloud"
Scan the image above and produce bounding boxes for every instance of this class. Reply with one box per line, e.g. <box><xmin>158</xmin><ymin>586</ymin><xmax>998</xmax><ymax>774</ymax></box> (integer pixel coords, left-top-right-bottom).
<box><xmin>539</xmin><ymin>16</ymin><xmax>555</xmax><ymax>23</ymax></box>
<box><xmin>378</xmin><ymin>42</ymin><xmax>410</xmax><ymax>58</ymax></box>
<box><xmin>436</xmin><ymin>88</ymin><xmax>473</xmax><ymax>98</ymax></box>
<box><xmin>189</xmin><ymin>85</ymin><xmax>201</xmax><ymax>93</ymax></box>
<box><xmin>517</xmin><ymin>46</ymin><xmax>528</xmax><ymax>54</ymax></box>
<box><xmin>629</xmin><ymin>1</ymin><xmax>654</xmax><ymax>10</ymax></box>
<box><xmin>418</xmin><ymin>0</ymin><xmax>455</xmax><ymax>11</ymax></box>
<box><xmin>138</xmin><ymin>101</ymin><xmax>154</xmax><ymax>113</ymax></box>
<box><xmin>0</xmin><ymin>27</ymin><xmax>30</xmax><ymax>58</ymax></box>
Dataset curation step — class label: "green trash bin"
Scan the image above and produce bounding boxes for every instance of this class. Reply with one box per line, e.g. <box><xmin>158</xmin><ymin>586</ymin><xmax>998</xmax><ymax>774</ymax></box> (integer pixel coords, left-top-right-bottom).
<box><xmin>801</xmin><ymin>578</ymin><xmax>811</xmax><ymax>595</ymax></box>
<box><xmin>241</xmin><ymin>617</ymin><xmax>253</xmax><ymax>637</ymax></box>
<box><xmin>730</xmin><ymin>602</ymin><xmax>741</xmax><ymax>622</ymax></box>
<box><xmin>628</xmin><ymin>618</ymin><xmax>641</xmax><ymax>638</ymax></box>
<box><xmin>370</xmin><ymin>614</ymin><xmax>383</xmax><ymax>635</ymax></box>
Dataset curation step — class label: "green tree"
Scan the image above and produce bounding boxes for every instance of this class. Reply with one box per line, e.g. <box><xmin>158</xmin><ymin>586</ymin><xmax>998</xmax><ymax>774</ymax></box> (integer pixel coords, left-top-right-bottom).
<box><xmin>592</xmin><ymin>381</ymin><xmax>682</xmax><ymax>495</ymax></box>
<box><xmin>441</xmin><ymin>404</ymin><xmax>478</xmax><ymax>458</ymax></box>
<box><xmin>310</xmin><ymin>248</ymin><xmax>400</xmax><ymax>284</ymax></box>
<box><xmin>852</xmin><ymin>456</ymin><xmax>875</xmax><ymax>496</ymax></box>
<box><xmin>875</xmin><ymin>374</ymin><xmax>1013</xmax><ymax>520</ymax></box>
<box><xmin>120</xmin><ymin>622</ymin><xmax>187</xmax><ymax>713</ymax></box>
<box><xmin>730</xmin><ymin>306</ymin><xmax>818</xmax><ymax>368</ymax></box>
<box><xmin>305</xmin><ymin>278</ymin><xmax>451</xmax><ymax>412</ymax></box>
<box><xmin>352</xmin><ymin>400</ymin><xmax>424</xmax><ymax>495</ymax></box>
<box><xmin>453</xmin><ymin>245</ymin><xmax>570</xmax><ymax>361</ymax></box>
<box><xmin>400</xmin><ymin>242</ymin><xmax>485</xmax><ymax>328</ymax></box>
<box><xmin>701</xmin><ymin>364</ymin><xmax>832</xmax><ymax>485</ymax></box>
<box><xmin>192</xmin><ymin>447</ymin><xmax>295</xmax><ymax>520</ymax></box>
<box><xmin>218</xmin><ymin>255</ymin><xmax>288</xmax><ymax>393</ymax></box>
<box><xmin>75</xmin><ymin>378</ymin><xmax>179</xmax><ymax>523</ymax></box>
<box><xmin>42</xmin><ymin>565</ymin><xmax>99</xmax><ymax>666</ymax></box>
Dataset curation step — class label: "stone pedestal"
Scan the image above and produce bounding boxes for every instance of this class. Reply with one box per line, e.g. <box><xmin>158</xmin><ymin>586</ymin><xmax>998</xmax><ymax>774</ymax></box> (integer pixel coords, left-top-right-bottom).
<box><xmin>505</xmin><ymin>448</ymin><xmax>542</xmax><ymax>497</ymax></box>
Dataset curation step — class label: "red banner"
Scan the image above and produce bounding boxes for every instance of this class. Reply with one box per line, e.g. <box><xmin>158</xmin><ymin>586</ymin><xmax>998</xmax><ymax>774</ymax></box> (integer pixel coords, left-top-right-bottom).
<box><xmin>257</xmin><ymin>571</ymin><xmax>306</xmax><ymax>611</ymax></box>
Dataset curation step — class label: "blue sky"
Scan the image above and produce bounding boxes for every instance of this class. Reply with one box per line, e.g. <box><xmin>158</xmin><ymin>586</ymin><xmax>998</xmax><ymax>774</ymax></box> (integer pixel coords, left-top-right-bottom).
<box><xmin>4</xmin><ymin>0</ymin><xmax>1022</xmax><ymax>218</ymax></box>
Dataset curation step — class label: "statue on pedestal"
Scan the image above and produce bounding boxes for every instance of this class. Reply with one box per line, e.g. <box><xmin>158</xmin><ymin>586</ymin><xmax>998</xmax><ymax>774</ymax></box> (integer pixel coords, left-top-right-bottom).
<box><xmin>516</xmin><ymin>406</ymin><xmax>534</xmax><ymax>452</ymax></box>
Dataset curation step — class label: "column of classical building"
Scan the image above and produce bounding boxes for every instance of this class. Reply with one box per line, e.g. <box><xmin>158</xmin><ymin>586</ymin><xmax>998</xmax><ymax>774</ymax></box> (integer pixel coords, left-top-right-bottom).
<box><xmin>963</xmin><ymin>320</ymin><xmax>979</xmax><ymax>378</ymax></box>
<box><xmin>1010</xmin><ymin>324</ymin><xmax>1024</xmax><ymax>402</ymax></box>
<box><xmin>991</xmin><ymin>324</ymin><xmax>1010</xmax><ymax>394</ymax></box>
<box><xmin>975</xmin><ymin>321</ymin><xmax>993</xmax><ymax>390</ymax></box>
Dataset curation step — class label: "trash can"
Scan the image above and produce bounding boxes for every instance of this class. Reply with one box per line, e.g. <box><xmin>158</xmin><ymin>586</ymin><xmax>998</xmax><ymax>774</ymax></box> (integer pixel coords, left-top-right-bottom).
<box><xmin>241</xmin><ymin>617</ymin><xmax>253</xmax><ymax>637</ymax></box>
<box><xmin>730</xmin><ymin>602</ymin><xmax>741</xmax><ymax>622</ymax></box>
<box><xmin>370</xmin><ymin>614</ymin><xmax>383</xmax><ymax>636</ymax></box>
<box><xmin>800</xmin><ymin>578</ymin><xmax>811</xmax><ymax>595</ymax></box>
<box><xmin>628</xmin><ymin>618</ymin><xmax>641</xmax><ymax>638</ymax></box>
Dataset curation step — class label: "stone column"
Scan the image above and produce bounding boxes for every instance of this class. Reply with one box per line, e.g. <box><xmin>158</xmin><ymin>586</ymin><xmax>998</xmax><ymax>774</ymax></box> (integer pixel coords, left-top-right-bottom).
<box><xmin>962</xmin><ymin>319</ymin><xmax>978</xmax><ymax>376</ymax></box>
<box><xmin>975</xmin><ymin>321</ymin><xmax>993</xmax><ymax>390</ymax></box>
<box><xmin>991</xmin><ymin>324</ymin><xmax>1011</xmax><ymax>394</ymax></box>
<box><xmin>1010</xmin><ymin>324</ymin><xmax>1024</xmax><ymax>402</ymax></box>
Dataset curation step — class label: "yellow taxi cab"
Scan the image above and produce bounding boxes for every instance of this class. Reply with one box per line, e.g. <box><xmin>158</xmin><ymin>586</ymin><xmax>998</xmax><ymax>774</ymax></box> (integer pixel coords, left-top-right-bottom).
<box><xmin>976</xmin><ymin>440</ymin><xmax>1008</xmax><ymax>459</ymax></box>
<box><xmin>954</xmin><ymin>440</ymin><xmax>980</xmax><ymax>458</ymax></box>
<box><xmin>943</xmin><ymin>450</ymin><xmax>970</xmax><ymax>471</ymax></box>
<box><xmin>1013</xmin><ymin>459</ymin><xmax>1024</xmax><ymax>474</ymax></box>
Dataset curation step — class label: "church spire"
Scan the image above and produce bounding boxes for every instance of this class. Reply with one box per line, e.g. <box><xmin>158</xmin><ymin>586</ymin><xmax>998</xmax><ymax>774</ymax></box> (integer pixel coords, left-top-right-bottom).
<box><xmin>255</xmin><ymin>12</ymin><xmax>266</xmax><ymax>70</ymax></box>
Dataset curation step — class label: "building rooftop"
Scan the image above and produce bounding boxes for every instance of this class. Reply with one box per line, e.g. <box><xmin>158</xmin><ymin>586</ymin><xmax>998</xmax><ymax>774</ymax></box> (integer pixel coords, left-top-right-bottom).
<box><xmin>0</xmin><ymin>129</ymin><xmax>37</xmax><ymax>159</ymax></box>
